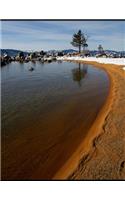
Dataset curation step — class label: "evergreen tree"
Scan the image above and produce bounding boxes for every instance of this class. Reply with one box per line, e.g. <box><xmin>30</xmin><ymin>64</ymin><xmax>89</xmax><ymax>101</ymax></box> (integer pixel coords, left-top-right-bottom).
<box><xmin>98</xmin><ymin>45</ymin><xmax>104</xmax><ymax>54</ymax></box>
<box><xmin>71</xmin><ymin>30</ymin><xmax>88</xmax><ymax>53</ymax></box>
<box><xmin>18</xmin><ymin>51</ymin><xmax>24</xmax><ymax>58</ymax></box>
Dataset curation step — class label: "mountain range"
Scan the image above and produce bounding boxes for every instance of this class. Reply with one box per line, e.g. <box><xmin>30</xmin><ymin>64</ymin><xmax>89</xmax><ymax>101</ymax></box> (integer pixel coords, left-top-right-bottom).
<box><xmin>0</xmin><ymin>49</ymin><xmax>29</xmax><ymax>57</ymax></box>
<box><xmin>1</xmin><ymin>49</ymin><xmax>125</xmax><ymax>57</ymax></box>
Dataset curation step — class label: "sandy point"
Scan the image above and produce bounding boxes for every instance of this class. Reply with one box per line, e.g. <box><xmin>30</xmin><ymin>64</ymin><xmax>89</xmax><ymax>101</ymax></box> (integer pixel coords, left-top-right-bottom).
<box><xmin>53</xmin><ymin>60</ymin><xmax>125</xmax><ymax>180</ymax></box>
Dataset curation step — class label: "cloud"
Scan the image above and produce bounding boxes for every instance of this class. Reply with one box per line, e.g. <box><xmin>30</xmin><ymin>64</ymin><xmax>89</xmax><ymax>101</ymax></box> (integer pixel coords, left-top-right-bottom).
<box><xmin>1</xmin><ymin>20</ymin><xmax>125</xmax><ymax>51</ymax></box>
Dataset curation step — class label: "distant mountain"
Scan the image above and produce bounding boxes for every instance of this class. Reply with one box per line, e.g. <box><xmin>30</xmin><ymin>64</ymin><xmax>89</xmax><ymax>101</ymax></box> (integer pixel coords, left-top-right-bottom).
<box><xmin>62</xmin><ymin>49</ymin><xmax>77</xmax><ymax>54</ymax></box>
<box><xmin>0</xmin><ymin>49</ymin><xmax>29</xmax><ymax>57</ymax></box>
<box><xmin>89</xmin><ymin>50</ymin><xmax>125</xmax><ymax>56</ymax></box>
<box><xmin>47</xmin><ymin>49</ymin><xmax>77</xmax><ymax>54</ymax></box>
<box><xmin>62</xmin><ymin>49</ymin><xmax>125</xmax><ymax>55</ymax></box>
<box><xmin>1</xmin><ymin>48</ymin><xmax>125</xmax><ymax>57</ymax></box>
<box><xmin>1</xmin><ymin>49</ymin><xmax>77</xmax><ymax>56</ymax></box>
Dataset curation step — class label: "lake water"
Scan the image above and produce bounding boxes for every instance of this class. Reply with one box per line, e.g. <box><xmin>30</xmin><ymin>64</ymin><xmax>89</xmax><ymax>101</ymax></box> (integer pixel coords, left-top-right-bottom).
<box><xmin>1</xmin><ymin>61</ymin><xmax>109</xmax><ymax>180</ymax></box>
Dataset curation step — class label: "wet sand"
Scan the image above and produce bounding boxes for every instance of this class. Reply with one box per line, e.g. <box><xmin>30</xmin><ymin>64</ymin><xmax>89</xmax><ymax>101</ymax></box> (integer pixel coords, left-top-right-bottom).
<box><xmin>53</xmin><ymin>61</ymin><xmax>125</xmax><ymax>180</ymax></box>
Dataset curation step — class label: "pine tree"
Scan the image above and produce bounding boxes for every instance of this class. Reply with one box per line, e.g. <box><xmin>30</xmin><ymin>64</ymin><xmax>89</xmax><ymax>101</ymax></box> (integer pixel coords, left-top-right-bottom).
<box><xmin>98</xmin><ymin>45</ymin><xmax>104</xmax><ymax>54</ymax></box>
<box><xmin>71</xmin><ymin>30</ymin><xmax>88</xmax><ymax>53</ymax></box>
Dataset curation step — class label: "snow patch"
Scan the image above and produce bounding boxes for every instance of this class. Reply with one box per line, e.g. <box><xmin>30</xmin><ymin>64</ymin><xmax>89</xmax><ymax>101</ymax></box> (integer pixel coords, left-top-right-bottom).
<box><xmin>57</xmin><ymin>56</ymin><xmax>125</xmax><ymax>69</ymax></box>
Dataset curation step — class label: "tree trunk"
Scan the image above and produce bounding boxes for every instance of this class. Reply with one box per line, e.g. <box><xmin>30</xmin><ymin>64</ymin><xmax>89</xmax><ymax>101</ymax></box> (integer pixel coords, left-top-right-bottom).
<box><xmin>83</xmin><ymin>46</ymin><xmax>85</xmax><ymax>56</ymax></box>
<box><xmin>79</xmin><ymin>45</ymin><xmax>81</xmax><ymax>53</ymax></box>
<box><xmin>78</xmin><ymin>63</ymin><xmax>81</xmax><ymax>70</ymax></box>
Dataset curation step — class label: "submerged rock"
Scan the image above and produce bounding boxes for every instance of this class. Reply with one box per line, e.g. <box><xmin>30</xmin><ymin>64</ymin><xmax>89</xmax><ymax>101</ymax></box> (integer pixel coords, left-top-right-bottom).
<box><xmin>29</xmin><ymin>67</ymin><xmax>34</xmax><ymax>71</ymax></box>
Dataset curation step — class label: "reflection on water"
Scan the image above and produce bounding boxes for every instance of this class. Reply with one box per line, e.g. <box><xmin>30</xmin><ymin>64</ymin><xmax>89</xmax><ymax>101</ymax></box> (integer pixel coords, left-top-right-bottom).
<box><xmin>1</xmin><ymin>61</ymin><xmax>109</xmax><ymax>180</ymax></box>
<box><xmin>72</xmin><ymin>63</ymin><xmax>88</xmax><ymax>87</ymax></box>
<box><xmin>57</xmin><ymin>60</ymin><xmax>63</xmax><ymax>64</ymax></box>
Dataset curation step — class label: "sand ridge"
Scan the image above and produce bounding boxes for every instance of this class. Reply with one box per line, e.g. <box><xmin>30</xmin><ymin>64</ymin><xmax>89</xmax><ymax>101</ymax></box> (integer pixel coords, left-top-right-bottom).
<box><xmin>53</xmin><ymin>61</ymin><xmax>125</xmax><ymax>180</ymax></box>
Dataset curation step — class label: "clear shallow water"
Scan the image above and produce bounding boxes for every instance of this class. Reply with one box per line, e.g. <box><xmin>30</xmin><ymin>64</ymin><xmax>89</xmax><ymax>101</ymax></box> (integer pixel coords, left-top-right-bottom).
<box><xmin>2</xmin><ymin>61</ymin><xmax>109</xmax><ymax>180</ymax></box>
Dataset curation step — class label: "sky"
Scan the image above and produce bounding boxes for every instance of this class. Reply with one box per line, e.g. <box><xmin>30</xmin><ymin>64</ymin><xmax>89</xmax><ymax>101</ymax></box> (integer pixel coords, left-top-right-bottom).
<box><xmin>1</xmin><ymin>20</ymin><xmax>125</xmax><ymax>51</ymax></box>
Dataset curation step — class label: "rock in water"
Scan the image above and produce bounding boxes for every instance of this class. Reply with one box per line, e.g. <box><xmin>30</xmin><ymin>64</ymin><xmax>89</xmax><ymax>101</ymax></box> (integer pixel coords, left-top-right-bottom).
<box><xmin>29</xmin><ymin>67</ymin><xmax>34</xmax><ymax>71</ymax></box>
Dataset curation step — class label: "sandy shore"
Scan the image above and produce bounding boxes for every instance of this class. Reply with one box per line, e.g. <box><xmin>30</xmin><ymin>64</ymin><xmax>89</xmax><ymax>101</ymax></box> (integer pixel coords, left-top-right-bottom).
<box><xmin>53</xmin><ymin>60</ymin><xmax>125</xmax><ymax>180</ymax></box>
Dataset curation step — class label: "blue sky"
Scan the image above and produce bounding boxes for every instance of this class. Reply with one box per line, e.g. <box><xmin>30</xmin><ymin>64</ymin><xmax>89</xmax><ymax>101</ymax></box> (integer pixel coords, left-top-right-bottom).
<box><xmin>1</xmin><ymin>20</ymin><xmax>125</xmax><ymax>51</ymax></box>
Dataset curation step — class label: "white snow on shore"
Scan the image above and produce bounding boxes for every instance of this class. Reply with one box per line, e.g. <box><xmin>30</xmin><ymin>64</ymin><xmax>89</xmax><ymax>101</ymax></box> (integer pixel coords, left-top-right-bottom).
<box><xmin>57</xmin><ymin>56</ymin><xmax>125</xmax><ymax>69</ymax></box>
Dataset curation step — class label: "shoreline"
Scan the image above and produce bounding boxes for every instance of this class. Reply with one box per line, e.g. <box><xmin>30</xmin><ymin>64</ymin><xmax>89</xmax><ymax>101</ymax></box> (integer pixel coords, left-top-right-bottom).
<box><xmin>53</xmin><ymin>60</ymin><xmax>125</xmax><ymax>180</ymax></box>
<box><xmin>2</xmin><ymin>60</ymin><xmax>109</xmax><ymax>180</ymax></box>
